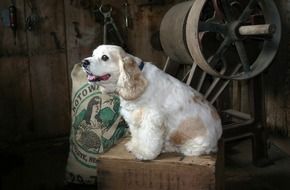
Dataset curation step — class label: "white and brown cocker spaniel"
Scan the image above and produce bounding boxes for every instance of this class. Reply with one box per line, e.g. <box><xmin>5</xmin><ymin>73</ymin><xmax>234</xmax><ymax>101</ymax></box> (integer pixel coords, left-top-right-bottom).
<box><xmin>82</xmin><ymin>45</ymin><xmax>222</xmax><ymax>160</ymax></box>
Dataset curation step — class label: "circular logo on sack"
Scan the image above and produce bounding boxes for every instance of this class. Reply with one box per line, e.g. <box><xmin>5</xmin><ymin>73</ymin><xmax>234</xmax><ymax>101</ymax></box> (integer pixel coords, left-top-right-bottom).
<box><xmin>70</xmin><ymin>84</ymin><xmax>126</xmax><ymax>168</ymax></box>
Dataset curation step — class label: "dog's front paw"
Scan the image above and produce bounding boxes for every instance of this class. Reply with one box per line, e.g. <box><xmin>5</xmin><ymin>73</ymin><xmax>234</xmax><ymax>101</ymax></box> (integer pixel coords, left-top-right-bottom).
<box><xmin>131</xmin><ymin>148</ymin><xmax>158</xmax><ymax>161</ymax></box>
<box><xmin>133</xmin><ymin>152</ymin><xmax>151</xmax><ymax>161</ymax></box>
<box><xmin>125</xmin><ymin>141</ymin><xmax>134</xmax><ymax>152</ymax></box>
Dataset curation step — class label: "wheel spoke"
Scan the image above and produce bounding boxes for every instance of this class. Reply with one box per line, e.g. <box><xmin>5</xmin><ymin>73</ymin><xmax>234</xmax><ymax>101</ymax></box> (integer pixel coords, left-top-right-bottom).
<box><xmin>212</xmin><ymin>0</ymin><xmax>225</xmax><ymax>20</ymax></box>
<box><xmin>199</xmin><ymin>22</ymin><xmax>227</xmax><ymax>34</ymax></box>
<box><xmin>209</xmin><ymin>53</ymin><xmax>221</xmax><ymax>67</ymax></box>
<box><xmin>209</xmin><ymin>38</ymin><xmax>231</xmax><ymax>66</ymax></box>
<box><xmin>235</xmin><ymin>41</ymin><xmax>251</xmax><ymax>72</ymax></box>
<box><xmin>239</xmin><ymin>0</ymin><xmax>258</xmax><ymax>22</ymax></box>
<box><xmin>221</xmin><ymin>0</ymin><xmax>234</xmax><ymax>22</ymax></box>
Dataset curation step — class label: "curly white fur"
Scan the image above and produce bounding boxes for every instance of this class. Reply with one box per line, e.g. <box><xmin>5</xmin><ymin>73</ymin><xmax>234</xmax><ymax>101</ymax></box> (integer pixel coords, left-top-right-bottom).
<box><xmin>82</xmin><ymin>45</ymin><xmax>222</xmax><ymax>160</ymax></box>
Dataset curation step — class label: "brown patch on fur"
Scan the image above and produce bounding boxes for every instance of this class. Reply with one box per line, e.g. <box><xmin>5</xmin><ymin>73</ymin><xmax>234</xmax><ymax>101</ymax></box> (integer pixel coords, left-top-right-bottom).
<box><xmin>123</xmin><ymin>58</ymin><xmax>136</xmax><ymax>70</ymax></box>
<box><xmin>132</xmin><ymin>108</ymin><xmax>144</xmax><ymax>125</ymax></box>
<box><xmin>211</xmin><ymin>109</ymin><xmax>220</xmax><ymax>121</ymax></box>
<box><xmin>192</xmin><ymin>95</ymin><xmax>206</xmax><ymax>105</ymax></box>
<box><xmin>170</xmin><ymin>116</ymin><xmax>207</xmax><ymax>145</ymax></box>
<box><xmin>117</xmin><ymin>57</ymin><xmax>148</xmax><ymax>100</ymax></box>
<box><xmin>191</xmin><ymin>94</ymin><xmax>220</xmax><ymax>121</ymax></box>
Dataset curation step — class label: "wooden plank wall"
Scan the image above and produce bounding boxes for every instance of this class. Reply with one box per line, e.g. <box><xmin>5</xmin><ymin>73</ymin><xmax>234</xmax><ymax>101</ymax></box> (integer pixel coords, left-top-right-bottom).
<box><xmin>264</xmin><ymin>0</ymin><xmax>290</xmax><ymax>137</ymax></box>
<box><xmin>26</xmin><ymin>0</ymin><xmax>70</xmax><ymax>139</ymax></box>
<box><xmin>232</xmin><ymin>65</ymin><xmax>290</xmax><ymax>137</ymax></box>
<box><xmin>0</xmin><ymin>0</ymin><xmax>34</xmax><ymax>143</ymax></box>
<box><xmin>0</xmin><ymin>0</ymin><xmax>70</xmax><ymax>143</ymax></box>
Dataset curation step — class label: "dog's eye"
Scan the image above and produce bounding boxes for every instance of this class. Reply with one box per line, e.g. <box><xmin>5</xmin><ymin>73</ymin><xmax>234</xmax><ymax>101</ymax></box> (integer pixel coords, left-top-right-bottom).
<box><xmin>101</xmin><ymin>55</ymin><xmax>109</xmax><ymax>61</ymax></box>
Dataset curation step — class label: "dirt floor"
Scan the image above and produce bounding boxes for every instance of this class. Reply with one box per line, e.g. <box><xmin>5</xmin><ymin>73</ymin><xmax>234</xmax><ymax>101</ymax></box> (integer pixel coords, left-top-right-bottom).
<box><xmin>225</xmin><ymin>139</ymin><xmax>290</xmax><ymax>190</ymax></box>
<box><xmin>0</xmin><ymin>137</ymin><xmax>290</xmax><ymax>190</ymax></box>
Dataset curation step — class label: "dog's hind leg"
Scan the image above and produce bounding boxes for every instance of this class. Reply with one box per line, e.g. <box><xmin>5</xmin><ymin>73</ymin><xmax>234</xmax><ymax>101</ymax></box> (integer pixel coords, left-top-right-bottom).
<box><xmin>179</xmin><ymin>137</ymin><xmax>210</xmax><ymax>156</ymax></box>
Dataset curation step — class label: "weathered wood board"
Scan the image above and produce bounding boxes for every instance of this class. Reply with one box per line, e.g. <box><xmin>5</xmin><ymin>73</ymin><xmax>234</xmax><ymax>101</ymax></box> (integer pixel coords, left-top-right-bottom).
<box><xmin>29</xmin><ymin>54</ymin><xmax>70</xmax><ymax>138</ymax></box>
<box><xmin>0</xmin><ymin>57</ymin><xmax>33</xmax><ymax>142</ymax></box>
<box><xmin>0</xmin><ymin>0</ymin><xmax>70</xmax><ymax>142</ymax></box>
<box><xmin>0</xmin><ymin>0</ymin><xmax>26</xmax><ymax>56</ymax></box>
<box><xmin>25</xmin><ymin>0</ymin><xmax>70</xmax><ymax>139</ymax></box>
<box><xmin>98</xmin><ymin>138</ymin><xmax>217</xmax><ymax>190</ymax></box>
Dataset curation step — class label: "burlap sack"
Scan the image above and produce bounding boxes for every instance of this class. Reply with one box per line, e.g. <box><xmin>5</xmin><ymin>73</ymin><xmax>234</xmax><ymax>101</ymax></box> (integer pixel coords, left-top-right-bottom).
<box><xmin>66</xmin><ymin>63</ymin><xmax>127</xmax><ymax>184</ymax></box>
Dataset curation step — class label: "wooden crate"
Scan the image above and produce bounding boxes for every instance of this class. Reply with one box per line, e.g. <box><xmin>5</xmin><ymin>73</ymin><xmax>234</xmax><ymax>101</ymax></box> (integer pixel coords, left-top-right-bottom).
<box><xmin>97</xmin><ymin>138</ymin><xmax>221</xmax><ymax>190</ymax></box>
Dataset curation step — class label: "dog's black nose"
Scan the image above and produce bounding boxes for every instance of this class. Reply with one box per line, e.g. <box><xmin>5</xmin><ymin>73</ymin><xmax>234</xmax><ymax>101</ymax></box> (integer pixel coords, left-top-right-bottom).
<box><xmin>82</xmin><ymin>59</ymin><xmax>90</xmax><ymax>67</ymax></box>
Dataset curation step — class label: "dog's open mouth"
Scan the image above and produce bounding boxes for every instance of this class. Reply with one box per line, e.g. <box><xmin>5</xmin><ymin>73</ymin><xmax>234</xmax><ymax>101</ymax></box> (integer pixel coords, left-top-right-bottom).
<box><xmin>86</xmin><ymin>72</ymin><xmax>111</xmax><ymax>82</ymax></box>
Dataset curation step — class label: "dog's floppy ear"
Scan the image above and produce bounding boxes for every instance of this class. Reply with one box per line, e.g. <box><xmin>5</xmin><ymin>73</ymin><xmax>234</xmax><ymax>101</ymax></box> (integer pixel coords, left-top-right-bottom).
<box><xmin>126</xmin><ymin>53</ymin><xmax>143</xmax><ymax>65</ymax></box>
<box><xmin>117</xmin><ymin>56</ymin><xmax>148</xmax><ymax>100</ymax></box>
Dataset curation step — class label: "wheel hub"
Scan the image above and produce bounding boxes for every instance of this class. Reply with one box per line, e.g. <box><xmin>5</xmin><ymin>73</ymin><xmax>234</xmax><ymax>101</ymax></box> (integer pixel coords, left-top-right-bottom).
<box><xmin>227</xmin><ymin>21</ymin><xmax>242</xmax><ymax>41</ymax></box>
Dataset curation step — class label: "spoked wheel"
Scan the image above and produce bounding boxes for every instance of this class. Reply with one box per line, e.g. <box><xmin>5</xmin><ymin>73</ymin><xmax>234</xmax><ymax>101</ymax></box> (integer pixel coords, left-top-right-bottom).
<box><xmin>186</xmin><ymin>0</ymin><xmax>282</xmax><ymax>80</ymax></box>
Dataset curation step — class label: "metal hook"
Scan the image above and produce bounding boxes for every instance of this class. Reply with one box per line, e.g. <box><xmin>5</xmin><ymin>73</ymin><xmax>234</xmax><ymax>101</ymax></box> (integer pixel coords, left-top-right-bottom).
<box><xmin>99</xmin><ymin>4</ymin><xmax>112</xmax><ymax>15</ymax></box>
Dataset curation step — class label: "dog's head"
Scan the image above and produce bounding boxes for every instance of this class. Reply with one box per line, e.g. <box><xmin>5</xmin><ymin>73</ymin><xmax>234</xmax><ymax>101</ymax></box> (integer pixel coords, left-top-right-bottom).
<box><xmin>82</xmin><ymin>45</ymin><xmax>148</xmax><ymax>100</ymax></box>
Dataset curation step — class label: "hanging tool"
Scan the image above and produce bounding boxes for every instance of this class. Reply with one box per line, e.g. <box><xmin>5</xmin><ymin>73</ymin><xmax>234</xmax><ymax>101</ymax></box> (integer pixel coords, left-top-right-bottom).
<box><xmin>9</xmin><ymin>2</ymin><xmax>17</xmax><ymax>45</ymax></box>
<box><xmin>0</xmin><ymin>9</ymin><xmax>10</xmax><ymax>27</ymax></box>
<box><xmin>50</xmin><ymin>32</ymin><xmax>62</xmax><ymax>49</ymax></box>
<box><xmin>123</xmin><ymin>1</ymin><xmax>132</xmax><ymax>29</ymax></box>
<box><xmin>93</xmin><ymin>0</ymin><xmax>104</xmax><ymax>23</ymax></box>
<box><xmin>72</xmin><ymin>21</ymin><xmax>82</xmax><ymax>38</ymax></box>
<box><xmin>25</xmin><ymin>0</ymin><xmax>42</xmax><ymax>32</ymax></box>
<box><xmin>94</xmin><ymin>6</ymin><xmax>104</xmax><ymax>23</ymax></box>
<box><xmin>25</xmin><ymin>14</ymin><xmax>42</xmax><ymax>31</ymax></box>
<box><xmin>99</xmin><ymin>4</ymin><xmax>124</xmax><ymax>46</ymax></box>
